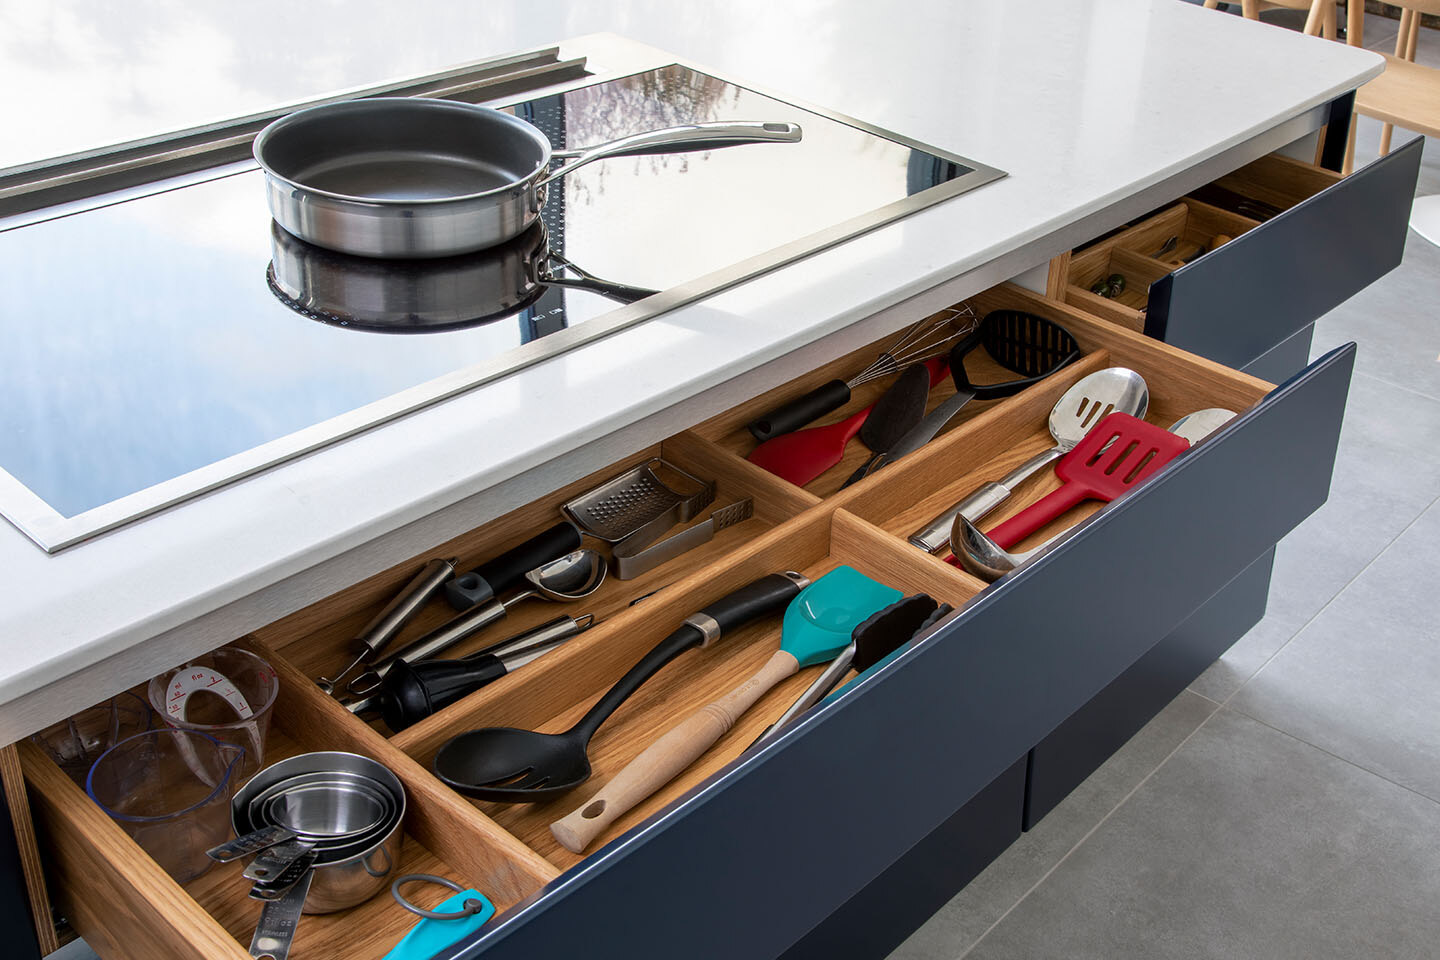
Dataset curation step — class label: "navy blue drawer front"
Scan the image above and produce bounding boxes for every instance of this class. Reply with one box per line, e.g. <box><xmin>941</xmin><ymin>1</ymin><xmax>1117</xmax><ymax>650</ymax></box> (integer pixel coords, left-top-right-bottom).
<box><xmin>1023</xmin><ymin>547</ymin><xmax>1274</xmax><ymax>830</ymax></box>
<box><xmin>442</xmin><ymin>346</ymin><xmax>1355</xmax><ymax>960</ymax></box>
<box><xmin>1146</xmin><ymin>140</ymin><xmax>1420</xmax><ymax>369</ymax></box>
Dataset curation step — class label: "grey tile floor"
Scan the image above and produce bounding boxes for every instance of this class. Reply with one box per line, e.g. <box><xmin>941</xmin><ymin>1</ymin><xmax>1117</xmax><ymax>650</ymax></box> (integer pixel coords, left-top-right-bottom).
<box><xmin>888</xmin><ymin>15</ymin><xmax>1440</xmax><ymax>960</ymax></box>
<box><xmin>46</xmin><ymin>12</ymin><xmax>1440</xmax><ymax>960</ymax></box>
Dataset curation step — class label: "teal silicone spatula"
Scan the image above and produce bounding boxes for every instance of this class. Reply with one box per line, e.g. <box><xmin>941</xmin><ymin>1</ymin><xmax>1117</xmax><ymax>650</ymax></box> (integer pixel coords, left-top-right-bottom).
<box><xmin>551</xmin><ymin>565</ymin><xmax>901</xmax><ymax>853</ymax></box>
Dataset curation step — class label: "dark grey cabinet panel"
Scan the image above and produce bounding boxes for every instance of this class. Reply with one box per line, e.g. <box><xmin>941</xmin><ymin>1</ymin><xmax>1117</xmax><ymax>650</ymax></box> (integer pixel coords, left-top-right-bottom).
<box><xmin>440</xmin><ymin>345</ymin><xmax>1354</xmax><ymax>960</ymax></box>
<box><xmin>1146</xmin><ymin>140</ymin><xmax>1421</xmax><ymax>368</ymax></box>
<box><xmin>1023</xmin><ymin>547</ymin><xmax>1273</xmax><ymax>829</ymax></box>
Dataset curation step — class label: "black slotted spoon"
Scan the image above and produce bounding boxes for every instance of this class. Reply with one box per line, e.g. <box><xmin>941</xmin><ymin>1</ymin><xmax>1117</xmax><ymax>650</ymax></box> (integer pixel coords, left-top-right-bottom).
<box><xmin>433</xmin><ymin>572</ymin><xmax>808</xmax><ymax>802</ymax></box>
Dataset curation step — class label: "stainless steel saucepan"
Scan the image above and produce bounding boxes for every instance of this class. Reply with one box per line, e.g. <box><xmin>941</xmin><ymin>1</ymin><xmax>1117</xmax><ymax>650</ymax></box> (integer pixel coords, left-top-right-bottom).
<box><xmin>253</xmin><ymin>97</ymin><xmax>803</xmax><ymax>259</ymax></box>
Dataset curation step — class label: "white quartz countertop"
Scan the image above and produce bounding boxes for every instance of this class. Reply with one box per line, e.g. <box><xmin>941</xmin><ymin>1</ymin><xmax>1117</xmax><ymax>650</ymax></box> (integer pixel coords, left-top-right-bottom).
<box><xmin>0</xmin><ymin>0</ymin><xmax>1381</xmax><ymax>741</ymax></box>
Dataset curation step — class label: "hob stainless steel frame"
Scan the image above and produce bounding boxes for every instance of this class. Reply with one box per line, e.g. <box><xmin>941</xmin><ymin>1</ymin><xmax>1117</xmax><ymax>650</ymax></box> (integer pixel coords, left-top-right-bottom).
<box><xmin>0</xmin><ymin>37</ymin><xmax>1004</xmax><ymax>553</ymax></box>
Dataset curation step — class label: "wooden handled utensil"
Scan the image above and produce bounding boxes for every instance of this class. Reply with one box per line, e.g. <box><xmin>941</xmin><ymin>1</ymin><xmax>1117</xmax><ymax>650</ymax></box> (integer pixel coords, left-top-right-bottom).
<box><xmin>549</xmin><ymin>566</ymin><xmax>900</xmax><ymax>853</ymax></box>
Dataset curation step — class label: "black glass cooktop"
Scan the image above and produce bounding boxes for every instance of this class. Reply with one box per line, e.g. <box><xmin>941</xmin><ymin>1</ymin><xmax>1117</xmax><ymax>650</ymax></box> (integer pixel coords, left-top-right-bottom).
<box><xmin>0</xmin><ymin>63</ymin><xmax>1002</xmax><ymax>551</ymax></box>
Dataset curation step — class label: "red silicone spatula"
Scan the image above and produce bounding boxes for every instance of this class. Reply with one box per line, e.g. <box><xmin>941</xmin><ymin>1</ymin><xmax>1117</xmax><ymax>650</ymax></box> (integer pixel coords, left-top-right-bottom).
<box><xmin>984</xmin><ymin>412</ymin><xmax>1189</xmax><ymax>548</ymax></box>
<box><xmin>747</xmin><ymin>357</ymin><xmax>947</xmax><ymax>487</ymax></box>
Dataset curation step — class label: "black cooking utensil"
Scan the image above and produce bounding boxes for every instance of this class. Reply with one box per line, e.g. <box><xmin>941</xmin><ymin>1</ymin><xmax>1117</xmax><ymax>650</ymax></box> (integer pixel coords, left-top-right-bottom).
<box><xmin>433</xmin><ymin>571</ymin><xmax>810</xmax><ymax>802</ymax></box>
<box><xmin>444</xmin><ymin>521</ymin><xmax>583</xmax><ymax>610</ymax></box>
<box><xmin>745</xmin><ymin>593</ymin><xmax>942</xmax><ymax>753</ymax></box>
<box><xmin>857</xmin><ymin>310</ymin><xmax>1081</xmax><ymax>478</ymax></box>
<box><xmin>745</xmin><ymin>309</ymin><xmax>974</xmax><ymax>442</ymax></box>
<box><xmin>851</xmin><ymin>596</ymin><xmax>953</xmax><ymax>675</ymax></box>
<box><xmin>375</xmin><ymin>615</ymin><xmax>593</xmax><ymax>732</ymax></box>
<box><xmin>840</xmin><ymin>364</ymin><xmax>933</xmax><ymax>488</ymax></box>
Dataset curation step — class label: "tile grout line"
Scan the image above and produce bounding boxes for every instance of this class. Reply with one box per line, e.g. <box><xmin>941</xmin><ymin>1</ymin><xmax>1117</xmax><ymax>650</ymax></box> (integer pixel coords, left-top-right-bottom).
<box><xmin>1219</xmin><ymin>703</ymin><xmax>1440</xmax><ymax>810</ymax></box>
<box><xmin>956</xmin><ymin>694</ymin><xmax>1224</xmax><ymax>959</ymax></box>
<box><xmin>1350</xmin><ymin>369</ymin><xmax>1440</xmax><ymax>408</ymax></box>
<box><xmin>1217</xmin><ymin>489</ymin><xmax>1440</xmax><ymax>709</ymax></box>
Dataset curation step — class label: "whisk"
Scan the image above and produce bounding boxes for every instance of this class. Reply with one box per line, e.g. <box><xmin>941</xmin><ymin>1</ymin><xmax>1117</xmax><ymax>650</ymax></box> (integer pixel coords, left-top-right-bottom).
<box><xmin>746</xmin><ymin>303</ymin><xmax>979</xmax><ymax>442</ymax></box>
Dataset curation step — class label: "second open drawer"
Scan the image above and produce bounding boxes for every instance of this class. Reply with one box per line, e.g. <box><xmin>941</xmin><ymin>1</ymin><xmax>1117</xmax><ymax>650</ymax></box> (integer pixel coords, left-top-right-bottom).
<box><xmin>15</xmin><ymin>278</ymin><xmax>1355</xmax><ymax>960</ymax></box>
<box><xmin>1065</xmin><ymin>139</ymin><xmax>1420</xmax><ymax>373</ymax></box>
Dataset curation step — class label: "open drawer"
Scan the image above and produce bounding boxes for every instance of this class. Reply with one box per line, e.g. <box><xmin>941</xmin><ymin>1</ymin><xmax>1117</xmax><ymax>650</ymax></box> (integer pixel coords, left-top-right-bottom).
<box><xmin>14</xmin><ymin>281</ymin><xmax>1354</xmax><ymax>960</ymax></box>
<box><xmin>1064</xmin><ymin>138</ymin><xmax>1420</xmax><ymax>373</ymax></box>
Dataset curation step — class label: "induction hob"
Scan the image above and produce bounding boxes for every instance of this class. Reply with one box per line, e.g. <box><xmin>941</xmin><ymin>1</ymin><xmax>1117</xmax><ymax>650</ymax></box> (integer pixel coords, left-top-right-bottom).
<box><xmin>0</xmin><ymin>61</ymin><xmax>1003</xmax><ymax>552</ymax></box>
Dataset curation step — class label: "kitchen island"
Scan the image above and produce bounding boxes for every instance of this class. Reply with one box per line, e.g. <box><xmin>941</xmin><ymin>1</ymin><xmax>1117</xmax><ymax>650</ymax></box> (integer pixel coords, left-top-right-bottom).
<box><xmin>0</xmin><ymin>3</ymin><xmax>1395</xmax><ymax>959</ymax></box>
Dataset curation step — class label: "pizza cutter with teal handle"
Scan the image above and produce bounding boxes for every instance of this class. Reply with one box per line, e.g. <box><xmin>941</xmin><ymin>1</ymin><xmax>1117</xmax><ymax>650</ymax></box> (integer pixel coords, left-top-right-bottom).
<box><xmin>551</xmin><ymin>565</ymin><xmax>901</xmax><ymax>853</ymax></box>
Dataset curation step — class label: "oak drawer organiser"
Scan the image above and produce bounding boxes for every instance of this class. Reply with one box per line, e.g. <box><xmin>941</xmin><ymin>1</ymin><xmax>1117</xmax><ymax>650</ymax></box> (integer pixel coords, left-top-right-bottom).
<box><xmin>1064</xmin><ymin>199</ymin><xmax>1260</xmax><ymax>332</ymax></box>
<box><xmin>15</xmin><ymin>278</ymin><xmax>1354</xmax><ymax>960</ymax></box>
<box><xmin>1064</xmin><ymin>141</ymin><xmax>1421</xmax><ymax>371</ymax></box>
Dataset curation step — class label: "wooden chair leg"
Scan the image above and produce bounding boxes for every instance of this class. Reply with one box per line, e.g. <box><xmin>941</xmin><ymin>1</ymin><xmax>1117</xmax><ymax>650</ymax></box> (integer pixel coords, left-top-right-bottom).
<box><xmin>1344</xmin><ymin>115</ymin><xmax>1357</xmax><ymax>175</ymax></box>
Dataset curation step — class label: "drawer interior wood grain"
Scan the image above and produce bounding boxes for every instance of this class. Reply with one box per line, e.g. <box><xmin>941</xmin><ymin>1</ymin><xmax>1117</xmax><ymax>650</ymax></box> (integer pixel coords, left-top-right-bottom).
<box><xmin>13</xmin><ymin>275</ymin><xmax>1297</xmax><ymax>960</ymax></box>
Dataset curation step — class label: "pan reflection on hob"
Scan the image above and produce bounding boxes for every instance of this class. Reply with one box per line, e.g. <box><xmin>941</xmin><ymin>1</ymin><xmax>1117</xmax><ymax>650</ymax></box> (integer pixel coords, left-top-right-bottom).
<box><xmin>266</xmin><ymin>221</ymin><xmax>657</xmax><ymax>334</ymax></box>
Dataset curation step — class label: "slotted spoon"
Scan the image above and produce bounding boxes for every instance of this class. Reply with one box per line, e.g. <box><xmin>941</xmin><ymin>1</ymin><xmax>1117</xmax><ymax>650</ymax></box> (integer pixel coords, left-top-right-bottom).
<box><xmin>908</xmin><ymin>367</ymin><xmax>1149</xmax><ymax>553</ymax></box>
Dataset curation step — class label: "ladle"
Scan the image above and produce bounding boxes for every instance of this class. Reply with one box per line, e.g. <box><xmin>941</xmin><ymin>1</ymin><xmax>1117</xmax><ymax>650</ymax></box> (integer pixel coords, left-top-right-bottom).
<box><xmin>345</xmin><ymin>549</ymin><xmax>606</xmax><ymax>699</ymax></box>
<box><xmin>950</xmin><ymin>408</ymin><xmax>1237</xmax><ymax>580</ymax></box>
<box><xmin>908</xmin><ymin>367</ymin><xmax>1149</xmax><ymax>554</ymax></box>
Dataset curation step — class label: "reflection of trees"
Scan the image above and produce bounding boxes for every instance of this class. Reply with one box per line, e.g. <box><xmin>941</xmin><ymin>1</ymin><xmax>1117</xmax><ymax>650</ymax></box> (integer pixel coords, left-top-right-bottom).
<box><xmin>562</xmin><ymin>65</ymin><xmax>740</xmax><ymax>206</ymax></box>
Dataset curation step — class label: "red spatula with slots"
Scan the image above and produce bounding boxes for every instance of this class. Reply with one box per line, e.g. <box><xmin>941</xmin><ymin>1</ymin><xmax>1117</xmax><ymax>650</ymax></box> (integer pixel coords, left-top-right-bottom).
<box><xmin>984</xmin><ymin>412</ymin><xmax>1189</xmax><ymax>548</ymax></box>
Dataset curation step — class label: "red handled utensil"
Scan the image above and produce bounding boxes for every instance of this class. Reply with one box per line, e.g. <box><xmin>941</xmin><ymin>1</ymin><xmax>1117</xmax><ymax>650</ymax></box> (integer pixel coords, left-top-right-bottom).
<box><xmin>747</xmin><ymin>357</ymin><xmax>947</xmax><ymax>487</ymax></box>
<box><xmin>983</xmin><ymin>412</ymin><xmax>1189</xmax><ymax>549</ymax></box>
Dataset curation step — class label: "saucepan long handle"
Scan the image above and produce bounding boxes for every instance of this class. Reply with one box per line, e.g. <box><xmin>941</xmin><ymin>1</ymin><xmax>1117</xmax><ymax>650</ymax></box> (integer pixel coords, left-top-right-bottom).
<box><xmin>539</xmin><ymin>121</ymin><xmax>803</xmax><ymax>187</ymax></box>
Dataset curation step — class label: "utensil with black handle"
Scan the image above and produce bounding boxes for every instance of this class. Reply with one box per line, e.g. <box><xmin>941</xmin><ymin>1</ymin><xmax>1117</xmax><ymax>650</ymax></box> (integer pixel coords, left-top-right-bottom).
<box><xmin>345</xmin><ymin>549</ymin><xmax>605</xmax><ymax>699</ymax></box>
<box><xmin>745</xmin><ymin>305</ymin><xmax>977</xmax><ymax>441</ymax></box>
<box><xmin>433</xmin><ymin>571</ymin><xmax>810</xmax><ymax>802</ymax></box>
<box><xmin>839</xmin><ymin>363</ymin><xmax>934</xmax><ymax>488</ymax></box>
<box><xmin>371</xmin><ymin>615</ymin><xmax>594</xmax><ymax>732</ymax></box>
<box><xmin>444</xmin><ymin>521</ymin><xmax>582</xmax><ymax>610</ymax></box>
<box><xmin>856</xmin><ymin>310</ymin><xmax>1081</xmax><ymax>480</ymax></box>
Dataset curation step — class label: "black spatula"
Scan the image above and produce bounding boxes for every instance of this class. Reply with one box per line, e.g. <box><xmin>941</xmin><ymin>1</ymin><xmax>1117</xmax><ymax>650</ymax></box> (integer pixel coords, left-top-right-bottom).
<box><xmin>841</xmin><ymin>363</ymin><xmax>934</xmax><ymax>488</ymax></box>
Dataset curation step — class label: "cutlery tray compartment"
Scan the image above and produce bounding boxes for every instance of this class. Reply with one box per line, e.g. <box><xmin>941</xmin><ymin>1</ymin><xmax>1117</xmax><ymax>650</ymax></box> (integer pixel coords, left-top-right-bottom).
<box><xmin>19</xmin><ymin>648</ymin><xmax>557</xmax><ymax>960</ymax></box>
<box><xmin>13</xmin><ymin>275</ymin><xmax>1354</xmax><ymax>960</ymax></box>
<box><xmin>1062</xmin><ymin>139</ymin><xmax>1421</xmax><ymax>372</ymax></box>
<box><xmin>1064</xmin><ymin>199</ymin><xmax>1260</xmax><ymax>331</ymax></box>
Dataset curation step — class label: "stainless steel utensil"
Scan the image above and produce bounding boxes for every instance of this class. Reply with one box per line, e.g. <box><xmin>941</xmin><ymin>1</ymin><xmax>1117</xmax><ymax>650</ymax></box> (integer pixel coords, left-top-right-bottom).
<box><xmin>908</xmin><ymin>367</ymin><xmax>1149</xmax><ymax>554</ymax></box>
<box><xmin>950</xmin><ymin>514</ymin><xmax>1074</xmax><ymax>581</ymax></box>
<box><xmin>345</xmin><ymin>549</ymin><xmax>606</xmax><ymax>698</ymax></box>
<box><xmin>612</xmin><ymin>499</ymin><xmax>754</xmax><ymax>579</ymax></box>
<box><xmin>208</xmin><ymin>824</ymin><xmax>298</xmax><ymax>864</ymax></box>
<box><xmin>345</xmin><ymin>613</ymin><xmax>593</xmax><ymax>721</ymax></box>
<box><xmin>263</xmin><ymin>779</ymin><xmax>391</xmax><ymax>841</ymax></box>
<box><xmin>860</xmin><ymin>311</ymin><xmax>1082</xmax><ymax>479</ymax></box>
<box><xmin>1169</xmin><ymin>408</ymin><xmax>1237</xmax><ymax>445</ymax></box>
<box><xmin>744</xmin><ymin>304</ymin><xmax>978</xmax><ymax>442</ymax></box>
<box><xmin>254</xmin><ymin>98</ymin><xmax>803</xmax><ymax>259</ymax></box>
<box><xmin>236</xmin><ymin>753</ymin><xmax>408</xmax><ymax>959</ymax></box>
<box><xmin>950</xmin><ymin>406</ymin><xmax>1236</xmax><ymax>580</ymax></box>
<box><xmin>1151</xmin><ymin>235</ymin><xmax>1179</xmax><ymax>258</ymax></box>
<box><xmin>374</xmin><ymin>614</ymin><xmax>592</xmax><ymax>732</ymax></box>
<box><xmin>563</xmin><ymin>459</ymin><xmax>714</xmax><ymax>545</ymax></box>
<box><xmin>316</xmin><ymin>558</ymin><xmax>455</xmax><ymax>695</ymax></box>
<box><xmin>244</xmin><ymin>770</ymin><xmax>395</xmax><ymax>850</ymax></box>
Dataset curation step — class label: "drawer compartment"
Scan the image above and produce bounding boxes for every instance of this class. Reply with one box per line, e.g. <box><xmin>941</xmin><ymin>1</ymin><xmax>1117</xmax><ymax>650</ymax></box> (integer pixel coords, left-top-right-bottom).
<box><xmin>1070</xmin><ymin>139</ymin><xmax>1421</xmax><ymax>370</ymax></box>
<box><xmin>19</xmin><ymin>649</ymin><xmax>558</xmax><ymax>960</ymax></box>
<box><xmin>14</xmin><ymin>280</ymin><xmax>1353</xmax><ymax>960</ymax></box>
<box><xmin>1065</xmin><ymin>200</ymin><xmax>1261</xmax><ymax>331</ymax></box>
